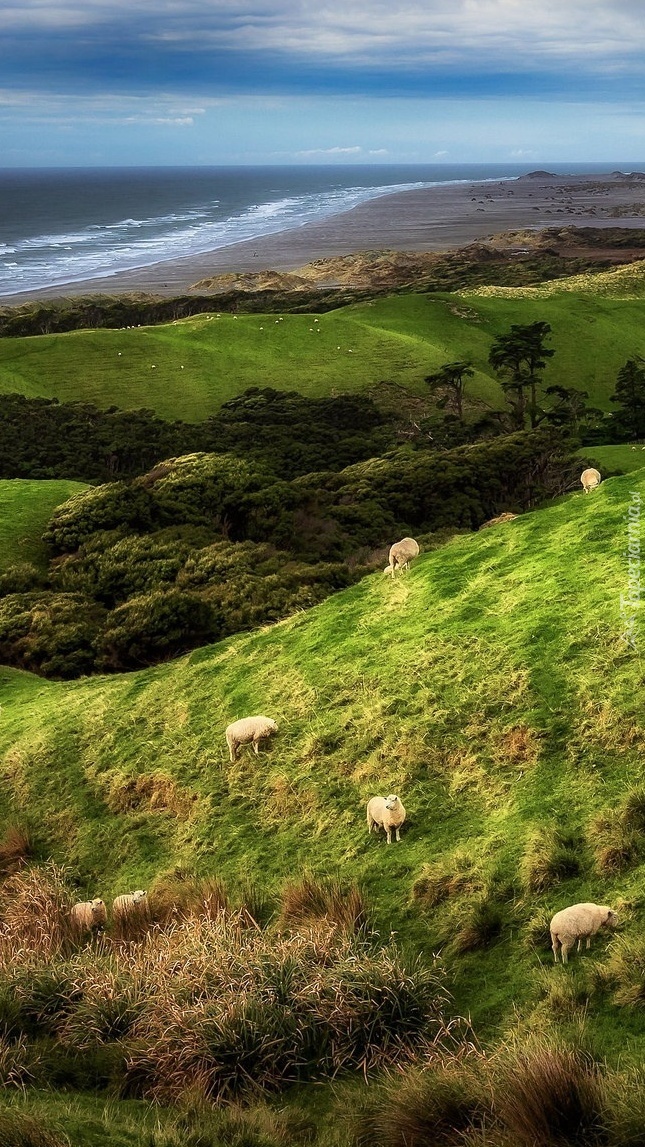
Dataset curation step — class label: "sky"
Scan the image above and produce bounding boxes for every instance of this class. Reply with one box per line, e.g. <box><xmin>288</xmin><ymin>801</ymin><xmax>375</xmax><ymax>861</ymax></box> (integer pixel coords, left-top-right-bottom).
<box><xmin>2</xmin><ymin>0</ymin><xmax>645</xmax><ymax>166</ymax></box>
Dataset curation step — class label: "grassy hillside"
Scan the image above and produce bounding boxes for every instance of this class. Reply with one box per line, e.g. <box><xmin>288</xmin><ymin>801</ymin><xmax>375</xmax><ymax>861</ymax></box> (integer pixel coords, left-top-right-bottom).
<box><xmin>1</xmin><ymin>285</ymin><xmax>645</xmax><ymax>419</ymax></box>
<box><xmin>0</xmin><ymin>479</ymin><xmax>88</xmax><ymax>572</ymax></box>
<box><xmin>2</xmin><ymin>468</ymin><xmax>645</xmax><ymax>1055</ymax></box>
<box><xmin>578</xmin><ymin>443</ymin><xmax>645</xmax><ymax>474</ymax></box>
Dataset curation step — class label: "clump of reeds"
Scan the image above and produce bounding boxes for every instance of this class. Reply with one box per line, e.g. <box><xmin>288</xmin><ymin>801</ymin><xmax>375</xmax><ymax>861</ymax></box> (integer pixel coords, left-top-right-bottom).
<box><xmin>123</xmin><ymin>918</ymin><xmax>452</xmax><ymax>1102</ymax></box>
<box><xmin>147</xmin><ymin>871</ymin><xmax>229</xmax><ymax>927</ymax></box>
<box><xmin>278</xmin><ymin>874</ymin><xmax>367</xmax><ymax>932</ymax></box>
<box><xmin>0</xmin><ymin>825</ymin><xmax>34</xmax><ymax>876</ymax></box>
<box><xmin>493</xmin><ymin>1041</ymin><xmax>608</xmax><ymax>1147</ymax></box>
<box><xmin>0</xmin><ymin>864</ymin><xmax>76</xmax><ymax>962</ymax></box>
<box><xmin>521</xmin><ymin>826</ymin><xmax>583</xmax><ymax>893</ymax></box>
<box><xmin>349</xmin><ymin>1058</ymin><xmax>491</xmax><ymax>1147</ymax></box>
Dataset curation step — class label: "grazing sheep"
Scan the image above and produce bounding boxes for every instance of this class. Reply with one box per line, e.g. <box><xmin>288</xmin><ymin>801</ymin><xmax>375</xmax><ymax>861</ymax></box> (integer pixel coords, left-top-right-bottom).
<box><xmin>70</xmin><ymin>898</ymin><xmax>107</xmax><ymax>933</ymax></box>
<box><xmin>367</xmin><ymin>794</ymin><xmax>406</xmax><ymax>844</ymax></box>
<box><xmin>384</xmin><ymin>537</ymin><xmax>420</xmax><ymax>578</ymax></box>
<box><xmin>550</xmin><ymin>902</ymin><xmax>617</xmax><ymax>964</ymax></box>
<box><xmin>112</xmin><ymin>890</ymin><xmax>148</xmax><ymax>923</ymax></box>
<box><xmin>225</xmin><ymin>715</ymin><xmax>278</xmax><ymax>762</ymax></box>
<box><xmin>581</xmin><ymin>467</ymin><xmax>601</xmax><ymax>493</ymax></box>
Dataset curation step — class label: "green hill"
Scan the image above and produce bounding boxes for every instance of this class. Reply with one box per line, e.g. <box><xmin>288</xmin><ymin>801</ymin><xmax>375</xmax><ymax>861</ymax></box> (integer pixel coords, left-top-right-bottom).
<box><xmin>2</xmin><ymin>467</ymin><xmax>644</xmax><ymax>1056</ymax></box>
<box><xmin>0</xmin><ymin>479</ymin><xmax>88</xmax><ymax>572</ymax></box>
<box><xmin>1</xmin><ymin>286</ymin><xmax>645</xmax><ymax>420</ymax></box>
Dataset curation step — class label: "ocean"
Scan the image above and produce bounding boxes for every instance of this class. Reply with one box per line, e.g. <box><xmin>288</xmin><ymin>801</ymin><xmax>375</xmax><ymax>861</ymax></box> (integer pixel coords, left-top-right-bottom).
<box><xmin>0</xmin><ymin>162</ymin><xmax>632</xmax><ymax>298</ymax></box>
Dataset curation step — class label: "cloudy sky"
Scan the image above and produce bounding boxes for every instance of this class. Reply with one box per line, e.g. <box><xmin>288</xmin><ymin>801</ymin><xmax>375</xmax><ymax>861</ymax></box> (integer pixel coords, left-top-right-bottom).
<box><xmin>2</xmin><ymin>0</ymin><xmax>645</xmax><ymax>165</ymax></box>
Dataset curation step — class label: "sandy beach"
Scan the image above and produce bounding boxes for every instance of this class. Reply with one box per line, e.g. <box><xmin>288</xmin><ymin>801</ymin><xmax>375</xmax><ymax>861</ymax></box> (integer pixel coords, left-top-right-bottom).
<box><xmin>4</xmin><ymin>171</ymin><xmax>645</xmax><ymax>303</ymax></box>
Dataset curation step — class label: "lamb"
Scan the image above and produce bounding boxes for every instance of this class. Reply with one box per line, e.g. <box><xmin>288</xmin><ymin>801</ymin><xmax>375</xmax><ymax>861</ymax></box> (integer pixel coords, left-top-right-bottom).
<box><xmin>225</xmin><ymin>715</ymin><xmax>278</xmax><ymax>762</ymax></box>
<box><xmin>384</xmin><ymin>537</ymin><xmax>420</xmax><ymax>578</ymax></box>
<box><xmin>367</xmin><ymin>794</ymin><xmax>406</xmax><ymax>844</ymax></box>
<box><xmin>581</xmin><ymin>467</ymin><xmax>601</xmax><ymax>493</ymax></box>
<box><xmin>69</xmin><ymin>898</ymin><xmax>107</xmax><ymax>933</ymax></box>
<box><xmin>550</xmin><ymin>902</ymin><xmax>617</xmax><ymax>964</ymax></box>
<box><xmin>112</xmin><ymin>890</ymin><xmax>148</xmax><ymax>923</ymax></box>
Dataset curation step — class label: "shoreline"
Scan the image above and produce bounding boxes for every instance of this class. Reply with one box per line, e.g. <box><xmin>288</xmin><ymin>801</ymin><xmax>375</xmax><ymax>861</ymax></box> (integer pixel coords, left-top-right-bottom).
<box><xmin>3</xmin><ymin>171</ymin><xmax>645</xmax><ymax>304</ymax></box>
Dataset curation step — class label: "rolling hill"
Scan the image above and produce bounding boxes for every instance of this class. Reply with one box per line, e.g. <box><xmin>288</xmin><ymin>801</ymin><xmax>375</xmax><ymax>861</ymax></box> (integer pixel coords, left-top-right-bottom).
<box><xmin>2</xmin><ymin>467</ymin><xmax>644</xmax><ymax>1056</ymax></box>
<box><xmin>1</xmin><ymin>281</ymin><xmax>645</xmax><ymax>420</ymax></box>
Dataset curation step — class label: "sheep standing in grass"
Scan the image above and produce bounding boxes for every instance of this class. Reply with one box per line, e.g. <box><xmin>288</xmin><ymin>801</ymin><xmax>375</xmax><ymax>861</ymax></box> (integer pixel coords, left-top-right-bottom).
<box><xmin>581</xmin><ymin>468</ymin><xmax>602</xmax><ymax>493</ymax></box>
<box><xmin>70</xmin><ymin>898</ymin><xmax>107</xmax><ymax>934</ymax></box>
<box><xmin>225</xmin><ymin>715</ymin><xmax>278</xmax><ymax>762</ymax></box>
<box><xmin>112</xmin><ymin>890</ymin><xmax>148</xmax><ymax>924</ymax></box>
<box><xmin>550</xmin><ymin>902</ymin><xmax>616</xmax><ymax>963</ymax></box>
<box><xmin>384</xmin><ymin>538</ymin><xmax>420</xmax><ymax>578</ymax></box>
<box><xmin>367</xmin><ymin>794</ymin><xmax>406</xmax><ymax>844</ymax></box>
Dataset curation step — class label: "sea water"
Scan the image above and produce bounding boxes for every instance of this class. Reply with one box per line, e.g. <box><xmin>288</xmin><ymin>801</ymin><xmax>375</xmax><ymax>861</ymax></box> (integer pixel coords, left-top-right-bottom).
<box><xmin>0</xmin><ymin>162</ymin><xmax>630</xmax><ymax>297</ymax></box>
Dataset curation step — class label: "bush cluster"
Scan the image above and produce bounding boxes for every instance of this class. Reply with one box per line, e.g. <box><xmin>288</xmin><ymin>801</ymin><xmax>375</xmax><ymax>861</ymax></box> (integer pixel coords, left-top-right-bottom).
<box><xmin>0</xmin><ymin>426</ymin><xmax>578</xmax><ymax>677</ymax></box>
<box><xmin>0</xmin><ymin>867</ymin><xmax>454</xmax><ymax>1105</ymax></box>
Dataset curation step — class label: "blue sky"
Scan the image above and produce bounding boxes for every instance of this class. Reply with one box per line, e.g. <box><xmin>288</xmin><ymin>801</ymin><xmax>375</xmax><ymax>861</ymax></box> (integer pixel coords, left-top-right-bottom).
<box><xmin>2</xmin><ymin>0</ymin><xmax>645</xmax><ymax>165</ymax></box>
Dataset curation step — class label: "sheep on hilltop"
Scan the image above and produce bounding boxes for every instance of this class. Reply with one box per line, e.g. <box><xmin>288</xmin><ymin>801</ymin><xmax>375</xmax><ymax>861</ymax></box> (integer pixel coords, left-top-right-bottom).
<box><xmin>384</xmin><ymin>538</ymin><xmax>420</xmax><ymax>578</ymax></box>
<box><xmin>225</xmin><ymin>715</ymin><xmax>278</xmax><ymax>762</ymax></box>
<box><xmin>367</xmin><ymin>794</ymin><xmax>406</xmax><ymax>844</ymax></box>
<box><xmin>550</xmin><ymin>902</ymin><xmax>616</xmax><ymax>963</ymax></box>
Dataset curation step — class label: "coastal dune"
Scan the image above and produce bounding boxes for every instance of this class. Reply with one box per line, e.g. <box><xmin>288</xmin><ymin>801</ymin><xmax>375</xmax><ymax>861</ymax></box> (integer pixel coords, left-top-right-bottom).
<box><xmin>4</xmin><ymin>171</ymin><xmax>645</xmax><ymax>302</ymax></box>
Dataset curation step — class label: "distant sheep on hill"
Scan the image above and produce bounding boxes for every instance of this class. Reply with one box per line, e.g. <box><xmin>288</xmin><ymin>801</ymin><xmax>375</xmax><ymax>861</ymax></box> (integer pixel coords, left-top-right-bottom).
<box><xmin>367</xmin><ymin>794</ymin><xmax>406</xmax><ymax>844</ymax></box>
<box><xmin>70</xmin><ymin>898</ymin><xmax>106</xmax><ymax>934</ymax></box>
<box><xmin>225</xmin><ymin>715</ymin><xmax>278</xmax><ymax>762</ymax></box>
<box><xmin>550</xmin><ymin>901</ymin><xmax>616</xmax><ymax>963</ymax></box>
<box><xmin>581</xmin><ymin>467</ymin><xmax>602</xmax><ymax>493</ymax></box>
<box><xmin>384</xmin><ymin>538</ymin><xmax>420</xmax><ymax>578</ymax></box>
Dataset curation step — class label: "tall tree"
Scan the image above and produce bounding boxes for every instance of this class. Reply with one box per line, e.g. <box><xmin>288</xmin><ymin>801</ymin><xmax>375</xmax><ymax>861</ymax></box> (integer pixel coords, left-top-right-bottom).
<box><xmin>424</xmin><ymin>360</ymin><xmax>474</xmax><ymax>421</ymax></box>
<box><xmin>488</xmin><ymin>321</ymin><xmax>555</xmax><ymax>429</ymax></box>
<box><xmin>610</xmin><ymin>357</ymin><xmax>645</xmax><ymax>440</ymax></box>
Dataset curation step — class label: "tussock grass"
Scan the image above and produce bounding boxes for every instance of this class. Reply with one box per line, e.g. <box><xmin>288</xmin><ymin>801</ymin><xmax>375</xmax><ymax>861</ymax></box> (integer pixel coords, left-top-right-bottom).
<box><xmin>0</xmin><ymin>824</ymin><xmax>34</xmax><ymax>875</ymax></box>
<box><xmin>521</xmin><ymin>827</ymin><xmax>585</xmax><ymax>893</ymax></box>
<box><xmin>493</xmin><ymin>1043</ymin><xmax>608</xmax><ymax>1147</ymax></box>
<box><xmin>349</xmin><ymin>1058</ymin><xmax>491</xmax><ymax>1147</ymax></box>
<box><xmin>278</xmin><ymin>875</ymin><xmax>367</xmax><ymax>932</ymax></box>
<box><xmin>0</xmin><ymin>1107</ymin><xmax>68</xmax><ymax>1147</ymax></box>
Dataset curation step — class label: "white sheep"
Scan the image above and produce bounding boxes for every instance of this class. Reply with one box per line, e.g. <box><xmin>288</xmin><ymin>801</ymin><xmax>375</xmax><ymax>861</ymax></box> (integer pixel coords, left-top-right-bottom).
<box><xmin>550</xmin><ymin>902</ymin><xmax>617</xmax><ymax>963</ymax></box>
<box><xmin>581</xmin><ymin>468</ymin><xmax>601</xmax><ymax>493</ymax></box>
<box><xmin>70</xmin><ymin>898</ymin><xmax>107</xmax><ymax>933</ymax></box>
<box><xmin>112</xmin><ymin>890</ymin><xmax>148</xmax><ymax>923</ymax></box>
<box><xmin>225</xmin><ymin>715</ymin><xmax>278</xmax><ymax>762</ymax></box>
<box><xmin>367</xmin><ymin>794</ymin><xmax>406</xmax><ymax>844</ymax></box>
<box><xmin>384</xmin><ymin>537</ymin><xmax>420</xmax><ymax>578</ymax></box>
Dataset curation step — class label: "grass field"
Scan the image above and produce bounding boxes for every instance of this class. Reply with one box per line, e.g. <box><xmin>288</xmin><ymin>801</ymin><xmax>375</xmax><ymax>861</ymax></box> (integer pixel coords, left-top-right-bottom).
<box><xmin>578</xmin><ymin>444</ymin><xmax>645</xmax><ymax>474</ymax></box>
<box><xmin>1</xmin><ymin>286</ymin><xmax>645</xmax><ymax>420</ymax></box>
<box><xmin>0</xmin><ymin>479</ymin><xmax>88</xmax><ymax>572</ymax></box>
<box><xmin>2</xmin><ymin>467</ymin><xmax>645</xmax><ymax>1060</ymax></box>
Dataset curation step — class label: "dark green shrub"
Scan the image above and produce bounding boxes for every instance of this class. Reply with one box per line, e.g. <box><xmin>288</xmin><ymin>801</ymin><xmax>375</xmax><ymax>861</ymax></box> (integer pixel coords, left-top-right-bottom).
<box><xmin>43</xmin><ymin>482</ymin><xmax>155</xmax><ymax>553</ymax></box>
<box><xmin>0</xmin><ymin>563</ymin><xmax>45</xmax><ymax>596</ymax></box>
<box><xmin>98</xmin><ymin>588</ymin><xmax>219</xmax><ymax>670</ymax></box>
<box><xmin>0</xmin><ymin>592</ymin><xmax>104</xmax><ymax>677</ymax></box>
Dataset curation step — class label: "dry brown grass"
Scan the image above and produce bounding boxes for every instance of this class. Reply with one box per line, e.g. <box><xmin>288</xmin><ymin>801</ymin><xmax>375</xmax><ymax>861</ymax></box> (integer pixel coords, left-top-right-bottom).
<box><xmin>0</xmin><ymin>825</ymin><xmax>34</xmax><ymax>876</ymax></box>
<box><xmin>520</xmin><ymin>826</ymin><xmax>584</xmax><ymax>893</ymax></box>
<box><xmin>106</xmin><ymin>771</ymin><xmax>196</xmax><ymax>817</ymax></box>
<box><xmin>278</xmin><ymin>875</ymin><xmax>367</xmax><ymax>932</ymax></box>
<box><xmin>494</xmin><ymin>1043</ymin><xmax>608</xmax><ymax>1147</ymax></box>
<box><xmin>412</xmin><ymin>855</ymin><xmax>477</xmax><ymax>909</ymax></box>
<box><xmin>148</xmin><ymin>871</ymin><xmax>229</xmax><ymax>927</ymax></box>
<box><xmin>0</xmin><ymin>864</ymin><xmax>76</xmax><ymax>962</ymax></box>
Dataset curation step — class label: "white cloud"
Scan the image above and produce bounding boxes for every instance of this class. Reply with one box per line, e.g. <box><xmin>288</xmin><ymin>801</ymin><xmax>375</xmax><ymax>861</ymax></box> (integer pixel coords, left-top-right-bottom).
<box><xmin>3</xmin><ymin>0</ymin><xmax>645</xmax><ymax>74</ymax></box>
<box><xmin>296</xmin><ymin>145</ymin><xmax>363</xmax><ymax>156</ymax></box>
